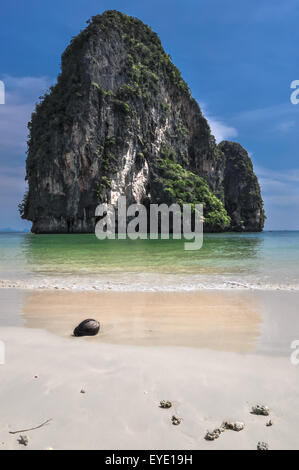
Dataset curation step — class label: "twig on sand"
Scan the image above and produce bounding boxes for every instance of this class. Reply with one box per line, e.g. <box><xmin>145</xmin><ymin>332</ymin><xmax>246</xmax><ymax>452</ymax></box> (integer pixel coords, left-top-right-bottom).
<box><xmin>9</xmin><ymin>419</ymin><xmax>52</xmax><ymax>435</ymax></box>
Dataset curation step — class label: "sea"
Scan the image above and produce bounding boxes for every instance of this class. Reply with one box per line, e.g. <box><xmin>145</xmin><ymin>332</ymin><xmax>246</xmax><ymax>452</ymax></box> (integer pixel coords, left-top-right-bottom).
<box><xmin>0</xmin><ymin>231</ymin><xmax>299</xmax><ymax>291</ymax></box>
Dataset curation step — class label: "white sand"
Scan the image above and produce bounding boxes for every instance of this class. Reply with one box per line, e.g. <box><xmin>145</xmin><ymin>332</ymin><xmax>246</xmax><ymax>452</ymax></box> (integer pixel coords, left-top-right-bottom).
<box><xmin>0</xmin><ymin>289</ymin><xmax>299</xmax><ymax>450</ymax></box>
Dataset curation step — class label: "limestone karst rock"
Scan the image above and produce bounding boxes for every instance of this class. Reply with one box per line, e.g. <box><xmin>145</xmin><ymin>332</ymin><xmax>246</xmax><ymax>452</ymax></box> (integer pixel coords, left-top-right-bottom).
<box><xmin>220</xmin><ymin>141</ymin><xmax>266</xmax><ymax>231</ymax></box>
<box><xmin>20</xmin><ymin>10</ymin><xmax>265</xmax><ymax>233</ymax></box>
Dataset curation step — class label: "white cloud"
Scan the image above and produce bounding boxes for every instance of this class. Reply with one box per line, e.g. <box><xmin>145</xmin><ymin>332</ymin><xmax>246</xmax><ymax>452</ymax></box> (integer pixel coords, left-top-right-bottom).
<box><xmin>195</xmin><ymin>100</ymin><xmax>299</xmax><ymax>230</ymax></box>
<box><xmin>255</xmin><ymin>165</ymin><xmax>299</xmax><ymax>229</ymax></box>
<box><xmin>198</xmin><ymin>100</ymin><xmax>238</xmax><ymax>143</ymax></box>
<box><xmin>254</xmin><ymin>0</ymin><xmax>299</xmax><ymax>22</ymax></box>
<box><xmin>0</xmin><ymin>75</ymin><xmax>54</xmax><ymax>154</ymax></box>
<box><xmin>265</xmin><ymin>195</ymin><xmax>299</xmax><ymax>207</ymax></box>
<box><xmin>232</xmin><ymin>103</ymin><xmax>299</xmax><ymax>137</ymax></box>
<box><xmin>0</xmin><ymin>75</ymin><xmax>54</xmax><ymax>229</ymax></box>
<box><xmin>0</xmin><ymin>166</ymin><xmax>30</xmax><ymax>230</ymax></box>
<box><xmin>0</xmin><ymin>168</ymin><xmax>27</xmax><ymax>192</ymax></box>
<box><xmin>276</xmin><ymin>120</ymin><xmax>296</xmax><ymax>133</ymax></box>
<box><xmin>2</xmin><ymin>75</ymin><xmax>53</xmax><ymax>103</ymax></box>
<box><xmin>256</xmin><ymin>165</ymin><xmax>299</xmax><ymax>184</ymax></box>
<box><xmin>207</xmin><ymin>118</ymin><xmax>238</xmax><ymax>143</ymax></box>
<box><xmin>0</xmin><ymin>103</ymin><xmax>33</xmax><ymax>151</ymax></box>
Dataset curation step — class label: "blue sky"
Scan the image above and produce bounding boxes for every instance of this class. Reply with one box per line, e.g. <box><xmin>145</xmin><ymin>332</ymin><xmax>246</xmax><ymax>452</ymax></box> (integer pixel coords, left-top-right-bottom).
<box><xmin>0</xmin><ymin>0</ymin><xmax>299</xmax><ymax>230</ymax></box>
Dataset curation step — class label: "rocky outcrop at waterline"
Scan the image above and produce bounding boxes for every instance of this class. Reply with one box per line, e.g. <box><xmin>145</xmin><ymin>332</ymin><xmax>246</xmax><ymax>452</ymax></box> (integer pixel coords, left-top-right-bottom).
<box><xmin>220</xmin><ymin>141</ymin><xmax>266</xmax><ymax>232</ymax></box>
<box><xmin>20</xmin><ymin>10</ymin><xmax>265</xmax><ymax>233</ymax></box>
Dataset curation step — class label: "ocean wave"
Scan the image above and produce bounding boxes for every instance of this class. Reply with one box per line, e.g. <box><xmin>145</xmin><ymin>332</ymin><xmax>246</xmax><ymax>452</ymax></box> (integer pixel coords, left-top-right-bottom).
<box><xmin>1</xmin><ymin>276</ymin><xmax>299</xmax><ymax>292</ymax></box>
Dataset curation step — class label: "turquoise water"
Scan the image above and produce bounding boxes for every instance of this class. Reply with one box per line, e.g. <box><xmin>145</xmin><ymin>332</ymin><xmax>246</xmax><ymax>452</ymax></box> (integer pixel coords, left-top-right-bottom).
<box><xmin>0</xmin><ymin>232</ymin><xmax>299</xmax><ymax>290</ymax></box>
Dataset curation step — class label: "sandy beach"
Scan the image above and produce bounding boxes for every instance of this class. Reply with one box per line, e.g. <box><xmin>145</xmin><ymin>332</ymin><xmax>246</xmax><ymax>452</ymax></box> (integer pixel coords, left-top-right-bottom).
<box><xmin>0</xmin><ymin>288</ymin><xmax>299</xmax><ymax>450</ymax></box>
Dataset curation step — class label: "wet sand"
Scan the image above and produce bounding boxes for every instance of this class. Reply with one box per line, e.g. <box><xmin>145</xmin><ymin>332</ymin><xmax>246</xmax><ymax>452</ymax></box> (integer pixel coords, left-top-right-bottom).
<box><xmin>0</xmin><ymin>289</ymin><xmax>299</xmax><ymax>450</ymax></box>
<box><xmin>21</xmin><ymin>290</ymin><xmax>262</xmax><ymax>352</ymax></box>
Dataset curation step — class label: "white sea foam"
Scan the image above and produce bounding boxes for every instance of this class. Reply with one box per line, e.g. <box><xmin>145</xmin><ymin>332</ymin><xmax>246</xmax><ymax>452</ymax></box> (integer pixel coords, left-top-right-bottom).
<box><xmin>0</xmin><ymin>275</ymin><xmax>299</xmax><ymax>292</ymax></box>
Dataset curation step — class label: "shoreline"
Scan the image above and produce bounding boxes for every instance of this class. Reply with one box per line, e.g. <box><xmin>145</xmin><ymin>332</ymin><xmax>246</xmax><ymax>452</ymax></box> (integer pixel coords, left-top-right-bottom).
<box><xmin>1</xmin><ymin>278</ymin><xmax>299</xmax><ymax>292</ymax></box>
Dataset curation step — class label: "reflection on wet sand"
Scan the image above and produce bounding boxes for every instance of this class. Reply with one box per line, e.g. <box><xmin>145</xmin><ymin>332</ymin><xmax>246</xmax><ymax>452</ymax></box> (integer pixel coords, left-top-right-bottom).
<box><xmin>22</xmin><ymin>290</ymin><xmax>262</xmax><ymax>352</ymax></box>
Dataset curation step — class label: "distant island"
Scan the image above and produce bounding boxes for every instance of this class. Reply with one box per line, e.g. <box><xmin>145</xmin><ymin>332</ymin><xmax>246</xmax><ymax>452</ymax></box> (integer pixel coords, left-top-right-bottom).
<box><xmin>0</xmin><ymin>228</ymin><xmax>30</xmax><ymax>233</ymax></box>
<box><xmin>20</xmin><ymin>10</ymin><xmax>265</xmax><ymax>234</ymax></box>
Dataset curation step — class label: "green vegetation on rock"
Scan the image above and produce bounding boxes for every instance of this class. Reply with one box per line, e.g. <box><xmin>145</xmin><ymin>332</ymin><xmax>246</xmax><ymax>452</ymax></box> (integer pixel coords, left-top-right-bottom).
<box><xmin>68</xmin><ymin>10</ymin><xmax>190</xmax><ymax>104</ymax></box>
<box><xmin>154</xmin><ymin>146</ymin><xmax>231</xmax><ymax>232</ymax></box>
<box><xmin>97</xmin><ymin>176</ymin><xmax>111</xmax><ymax>198</ymax></box>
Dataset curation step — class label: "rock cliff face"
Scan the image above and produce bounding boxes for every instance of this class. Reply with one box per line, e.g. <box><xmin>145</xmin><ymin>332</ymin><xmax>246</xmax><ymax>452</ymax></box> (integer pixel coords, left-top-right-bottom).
<box><xmin>21</xmin><ymin>10</ymin><xmax>265</xmax><ymax>233</ymax></box>
<box><xmin>220</xmin><ymin>141</ymin><xmax>266</xmax><ymax>231</ymax></box>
